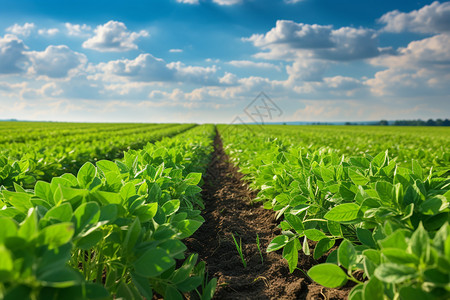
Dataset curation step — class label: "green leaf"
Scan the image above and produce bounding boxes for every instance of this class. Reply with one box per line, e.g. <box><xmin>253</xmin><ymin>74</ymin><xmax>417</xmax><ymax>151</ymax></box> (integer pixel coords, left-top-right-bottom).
<box><xmin>374</xmin><ymin>263</ymin><xmax>417</xmax><ymax>284</ymax></box>
<box><xmin>285</xmin><ymin>213</ymin><xmax>304</xmax><ymax>233</ymax></box>
<box><xmin>124</xmin><ymin>218</ymin><xmax>141</xmax><ymax>253</ymax></box>
<box><xmin>409</xmin><ymin>223</ymin><xmax>429</xmax><ymax>260</ymax></box>
<box><xmin>308</xmin><ymin>263</ymin><xmax>348</xmax><ymax>288</ymax></box>
<box><xmin>348</xmin><ymin>168</ymin><xmax>369</xmax><ymax>186</ymax></box>
<box><xmin>411</xmin><ymin>160</ymin><xmax>423</xmax><ymax>180</ymax></box>
<box><xmin>314</xmin><ymin>238</ymin><xmax>335</xmax><ymax>260</ymax></box>
<box><xmin>356</xmin><ymin>228</ymin><xmax>376</xmax><ymax>248</ymax></box>
<box><xmin>18</xmin><ymin>208</ymin><xmax>38</xmax><ymax>240</ymax></box>
<box><xmin>304</xmin><ymin>229</ymin><xmax>327</xmax><ymax>241</ymax></box>
<box><xmin>185</xmin><ymin>172</ymin><xmax>202</xmax><ymax>185</ymax></box>
<box><xmin>77</xmin><ymin>162</ymin><xmax>97</xmax><ymax>188</ymax></box>
<box><xmin>43</xmin><ymin>202</ymin><xmax>73</xmax><ymax>223</ymax></box>
<box><xmin>362</xmin><ymin>276</ymin><xmax>384</xmax><ymax>300</ymax></box>
<box><xmin>0</xmin><ymin>218</ymin><xmax>18</xmax><ymax>243</ymax></box>
<box><xmin>2</xmin><ymin>191</ymin><xmax>33</xmax><ymax>213</ymax></box>
<box><xmin>165</xmin><ymin>286</ymin><xmax>183</xmax><ymax>300</ymax></box>
<box><xmin>72</xmin><ymin>202</ymin><xmax>100</xmax><ymax>236</ymax></box>
<box><xmin>283</xmin><ymin>239</ymin><xmax>300</xmax><ymax>273</ymax></box>
<box><xmin>324</xmin><ymin>203</ymin><xmax>360</xmax><ymax>222</ymax></box>
<box><xmin>399</xmin><ymin>286</ymin><xmax>431</xmax><ymax>300</ymax></box>
<box><xmin>0</xmin><ymin>245</ymin><xmax>13</xmax><ymax>280</ymax></box>
<box><xmin>38</xmin><ymin>267</ymin><xmax>82</xmax><ymax>288</ymax></box>
<box><xmin>338</xmin><ymin>239</ymin><xmax>357</xmax><ymax>270</ymax></box>
<box><xmin>162</xmin><ymin>200</ymin><xmax>180</xmax><ymax>216</ymax></box>
<box><xmin>267</xmin><ymin>235</ymin><xmax>289</xmax><ymax>252</ymax></box>
<box><xmin>38</xmin><ymin>222</ymin><xmax>74</xmax><ymax>250</ymax></box>
<box><xmin>327</xmin><ymin>221</ymin><xmax>343</xmax><ymax>237</ymax></box>
<box><xmin>76</xmin><ymin>230</ymin><xmax>103</xmax><ymax>250</ymax></box>
<box><xmin>375</xmin><ymin>181</ymin><xmax>394</xmax><ymax>204</ymax></box>
<box><xmin>96</xmin><ymin>160</ymin><xmax>119</xmax><ymax>174</ymax></box>
<box><xmin>35</xmin><ymin>181</ymin><xmax>54</xmax><ymax>204</ymax></box>
<box><xmin>381</xmin><ymin>249</ymin><xmax>419</xmax><ymax>265</ymax></box>
<box><xmin>175</xmin><ymin>219</ymin><xmax>202</xmax><ymax>239</ymax></box>
<box><xmin>302</xmin><ymin>236</ymin><xmax>310</xmax><ymax>255</ymax></box>
<box><xmin>133</xmin><ymin>248</ymin><xmax>175</xmax><ymax>277</ymax></box>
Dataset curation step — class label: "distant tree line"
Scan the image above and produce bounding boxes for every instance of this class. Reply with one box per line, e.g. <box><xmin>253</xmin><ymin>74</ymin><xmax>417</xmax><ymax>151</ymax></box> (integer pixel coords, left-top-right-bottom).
<box><xmin>376</xmin><ymin>119</ymin><xmax>450</xmax><ymax>126</ymax></box>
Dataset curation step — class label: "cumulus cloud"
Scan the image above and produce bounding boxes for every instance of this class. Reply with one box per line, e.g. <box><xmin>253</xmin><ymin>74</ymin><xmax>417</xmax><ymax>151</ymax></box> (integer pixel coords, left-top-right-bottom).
<box><xmin>65</xmin><ymin>23</ymin><xmax>92</xmax><ymax>37</ymax></box>
<box><xmin>227</xmin><ymin>60</ymin><xmax>280</xmax><ymax>70</ymax></box>
<box><xmin>98</xmin><ymin>53</ymin><xmax>174</xmax><ymax>82</ymax></box>
<box><xmin>27</xmin><ymin>45</ymin><xmax>87</xmax><ymax>78</ymax></box>
<box><xmin>82</xmin><ymin>21</ymin><xmax>149</xmax><ymax>52</ymax></box>
<box><xmin>167</xmin><ymin>61</ymin><xmax>218</xmax><ymax>85</ymax></box>
<box><xmin>246</xmin><ymin>20</ymin><xmax>389</xmax><ymax>61</ymax></box>
<box><xmin>38</xmin><ymin>28</ymin><xmax>59</xmax><ymax>36</ymax></box>
<box><xmin>367</xmin><ymin>33</ymin><xmax>450</xmax><ymax>96</ymax></box>
<box><xmin>6</xmin><ymin>23</ymin><xmax>35</xmax><ymax>37</ymax></box>
<box><xmin>213</xmin><ymin>0</ymin><xmax>241</xmax><ymax>5</ymax></box>
<box><xmin>379</xmin><ymin>1</ymin><xmax>450</xmax><ymax>34</ymax></box>
<box><xmin>286</xmin><ymin>59</ymin><xmax>329</xmax><ymax>82</ymax></box>
<box><xmin>176</xmin><ymin>0</ymin><xmax>199</xmax><ymax>3</ymax></box>
<box><xmin>0</xmin><ymin>34</ymin><xmax>29</xmax><ymax>74</ymax></box>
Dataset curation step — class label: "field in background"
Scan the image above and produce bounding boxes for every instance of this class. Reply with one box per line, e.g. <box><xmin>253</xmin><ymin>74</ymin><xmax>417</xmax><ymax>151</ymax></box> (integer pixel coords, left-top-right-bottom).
<box><xmin>0</xmin><ymin>122</ymin><xmax>448</xmax><ymax>299</ymax></box>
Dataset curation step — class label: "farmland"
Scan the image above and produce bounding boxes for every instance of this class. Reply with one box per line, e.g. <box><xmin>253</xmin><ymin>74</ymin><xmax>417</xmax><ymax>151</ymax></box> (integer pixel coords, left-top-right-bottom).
<box><xmin>0</xmin><ymin>122</ymin><xmax>449</xmax><ymax>299</ymax></box>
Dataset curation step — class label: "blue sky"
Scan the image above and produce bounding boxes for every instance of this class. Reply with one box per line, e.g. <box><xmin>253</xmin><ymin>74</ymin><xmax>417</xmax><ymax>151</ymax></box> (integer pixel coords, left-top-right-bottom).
<box><xmin>0</xmin><ymin>0</ymin><xmax>449</xmax><ymax>123</ymax></box>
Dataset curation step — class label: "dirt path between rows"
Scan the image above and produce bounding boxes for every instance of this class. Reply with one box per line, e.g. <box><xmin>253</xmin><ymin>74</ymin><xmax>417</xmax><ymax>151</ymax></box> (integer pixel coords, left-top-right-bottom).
<box><xmin>185</xmin><ymin>131</ymin><xmax>351</xmax><ymax>300</ymax></box>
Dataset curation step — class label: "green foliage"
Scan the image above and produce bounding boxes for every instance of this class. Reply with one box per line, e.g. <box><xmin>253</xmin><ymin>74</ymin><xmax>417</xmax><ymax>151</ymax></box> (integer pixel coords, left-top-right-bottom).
<box><xmin>0</xmin><ymin>125</ymin><xmax>217</xmax><ymax>299</ymax></box>
<box><xmin>219</xmin><ymin>124</ymin><xmax>450</xmax><ymax>299</ymax></box>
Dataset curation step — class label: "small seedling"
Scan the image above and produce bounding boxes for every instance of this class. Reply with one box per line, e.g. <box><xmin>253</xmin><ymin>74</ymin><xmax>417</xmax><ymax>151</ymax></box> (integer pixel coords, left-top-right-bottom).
<box><xmin>231</xmin><ymin>233</ymin><xmax>247</xmax><ymax>268</ymax></box>
<box><xmin>256</xmin><ymin>234</ymin><xmax>264</xmax><ymax>265</ymax></box>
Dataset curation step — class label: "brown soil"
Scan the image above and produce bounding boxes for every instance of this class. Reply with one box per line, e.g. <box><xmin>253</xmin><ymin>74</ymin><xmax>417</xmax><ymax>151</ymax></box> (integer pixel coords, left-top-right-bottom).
<box><xmin>185</xmin><ymin>132</ymin><xmax>351</xmax><ymax>300</ymax></box>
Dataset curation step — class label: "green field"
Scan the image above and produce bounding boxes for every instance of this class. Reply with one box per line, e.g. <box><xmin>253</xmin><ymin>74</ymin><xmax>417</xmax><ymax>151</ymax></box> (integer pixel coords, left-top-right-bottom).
<box><xmin>0</xmin><ymin>122</ymin><xmax>449</xmax><ymax>299</ymax></box>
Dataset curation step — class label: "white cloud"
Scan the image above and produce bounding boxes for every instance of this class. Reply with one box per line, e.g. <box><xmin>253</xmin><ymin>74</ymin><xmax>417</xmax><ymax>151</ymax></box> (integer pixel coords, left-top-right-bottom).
<box><xmin>176</xmin><ymin>0</ymin><xmax>199</xmax><ymax>4</ymax></box>
<box><xmin>213</xmin><ymin>0</ymin><xmax>241</xmax><ymax>5</ymax></box>
<box><xmin>227</xmin><ymin>60</ymin><xmax>280</xmax><ymax>70</ymax></box>
<box><xmin>367</xmin><ymin>33</ymin><xmax>450</xmax><ymax>96</ymax></box>
<box><xmin>286</xmin><ymin>59</ymin><xmax>329</xmax><ymax>82</ymax></box>
<box><xmin>169</xmin><ymin>49</ymin><xmax>183</xmax><ymax>53</ymax></box>
<box><xmin>65</xmin><ymin>23</ymin><xmax>92</xmax><ymax>37</ymax></box>
<box><xmin>0</xmin><ymin>34</ymin><xmax>29</xmax><ymax>74</ymax></box>
<box><xmin>246</xmin><ymin>20</ymin><xmax>389</xmax><ymax>61</ymax></box>
<box><xmin>285</xmin><ymin>0</ymin><xmax>304</xmax><ymax>3</ymax></box>
<box><xmin>82</xmin><ymin>21</ymin><xmax>148</xmax><ymax>52</ymax></box>
<box><xmin>167</xmin><ymin>61</ymin><xmax>218</xmax><ymax>85</ymax></box>
<box><xmin>38</xmin><ymin>28</ymin><xmax>60</xmax><ymax>36</ymax></box>
<box><xmin>6</xmin><ymin>23</ymin><xmax>35</xmax><ymax>37</ymax></box>
<box><xmin>27</xmin><ymin>45</ymin><xmax>87</xmax><ymax>78</ymax></box>
<box><xmin>97</xmin><ymin>53</ymin><xmax>175</xmax><ymax>82</ymax></box>
<box><xmin>379</xmin><ymin>1</ymin><xmax>450</xmax><ymax>34</ymax></box>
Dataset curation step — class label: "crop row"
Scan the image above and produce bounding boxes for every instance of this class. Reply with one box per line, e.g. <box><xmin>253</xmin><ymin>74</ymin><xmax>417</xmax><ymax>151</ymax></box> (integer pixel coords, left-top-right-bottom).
<box><xmin>0</xmin><ymin>123</ymin><xmax>196</xmax><ymax>190</ymax></box>
<box><xmin>0</xmin><ymin>125</ymin><xmax>217</xmax><ymax>300</ymax></box>
<box><xmin>218</xmin><ymin>125</ymin><xmax>450</xmax><ymax>300</ymax></box>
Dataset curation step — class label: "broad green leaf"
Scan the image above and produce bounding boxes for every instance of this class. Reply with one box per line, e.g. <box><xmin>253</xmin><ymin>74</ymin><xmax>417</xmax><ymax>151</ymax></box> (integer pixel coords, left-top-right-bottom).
<box><xmin>374</xmin><ymin>263</ymin><xmax>417</xmax><ymax>283</ymax></box>
<box><xmin>285</xmin><ymin>213</ymin><xmax>304</xmax><ymax>233</ymax></box>
<box><xmin>2</xmin><ymin>191</ymin><xmax>33</xmax><ymax>213</ymax></box>
<box><xmin>38</xmin><ymin>222</ymin><xmax>74</xmax><ymax>250</ymax></box>
<box><xmin>375</xmin><ymin>181</ymin><xmax>394</xmax><ymax>204</ymax></box>
<box><xmin>38</xmin><ymin>267</ymin><xmax>82</xmax><ymax>288</ymax></box>
<box><xmin>72</xmin><ymin>202</ymin><xmax>100</xmax><ymax>236</ymax></box>
<box><xmin>185</xmin><ymin>173</ymin><xmax>202</xmax><ymax>185</ymax></box>
<box><xmin>96</xmin><ymin>160</ymin><xmax>119</xmax><ymax>174</ymax></box>
<box><xmin>308</xmin><ymin>263</ymin><xmax>348</xmax><ymax>288</ymax></box>
<box><xmin>0</xmin><ymin>218</ymin><xmax>18</xmax><ymax>243</ymax></box>
<box><xmin>362</xmin><ymin>277</ymin><xmax>384</xmax><ymax>300</ymax></box>
<box><xmin>267</xmin><ymin>235</ymin><xmax>289</xmax><ymax>252</ymax></box>
<box><xmin>175</xmin><ymin>219</ymin><xmax>202</xmax><ymax>239</ymax></box>
<box><xmin>356</xmin><ymin>228</ymin><xmax>376</xmax><ymax>248</ymax></box>
<box><xmin>0</xmin><ymin>245</ymin><xmax>13</xmax><ymax>280</ymax></box>
<box><xmin>409</xmin><ymin>223</ymin><xmax>429</xmax><ymax>261</ymax></box>
<box><xmin>327</xmin><ymin>221</ymin><xmax>343</xmax><ymax>237</ymax></box>
<box><xmin>381</xmin><ymin>249</ymin><xmax>419</xmax><ymax>265</ymax></box>
<box><xmin>324</xmin><ymin>203</ymin><xmax>360</xmax><ymax>222</ymax></box>
<box><xmin>77</xmin><ymin>162</ymin><xmax>97</xmax><ymax>188</ymax></box>
<box><xmin>348</xmin><ymin>169</ymin><xmax>369</xmax><ymax>186</ymax></box>
<box><xmin>162</xmin><ymin>200</ymin><xmax>180</xmax><ymax>216</ymax></box>
<box><xmin>35</xmin><ymin>181</ymin><xmax>53</xmax><ymax>204</ymax></box>
<box><xmin>338</xmin><ymin>239</ymin><xmax>357</xmax><ymax>270</ymax></box>
<box><xmin>314</xmin><ymin>238</ymin><xmax>335</xmax><ymax>260</ymax></box>
<box><xmin>43</xmin><ymin>202</ymin><xmax>73</xmax><ymax>223</ymax></box>
<box><xmin>399</xmin><ymin>286</ymin><xmax>431</xmax><ymax>300</ymax></box>
<box><xmin>304</xmin><ymin>229</ymin><xmax>327</xmax><ymax>241</ymax></box>
<box><xmin>133</xmin><ymin>248</ymin><xmax>175</xmax><ymax>277</ymax></box>
<box><xmin>283</xmin><ymin>239</ymin><xmax>300</xmax><ymax>273</ymax></box>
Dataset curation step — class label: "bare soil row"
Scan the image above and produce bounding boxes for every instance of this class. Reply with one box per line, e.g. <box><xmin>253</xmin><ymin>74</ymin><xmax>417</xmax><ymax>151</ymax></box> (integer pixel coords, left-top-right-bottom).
<box><xmin>185</xmin><ymin>132</ymin><xmax>351</xmax><ymax>299</ymax></box>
